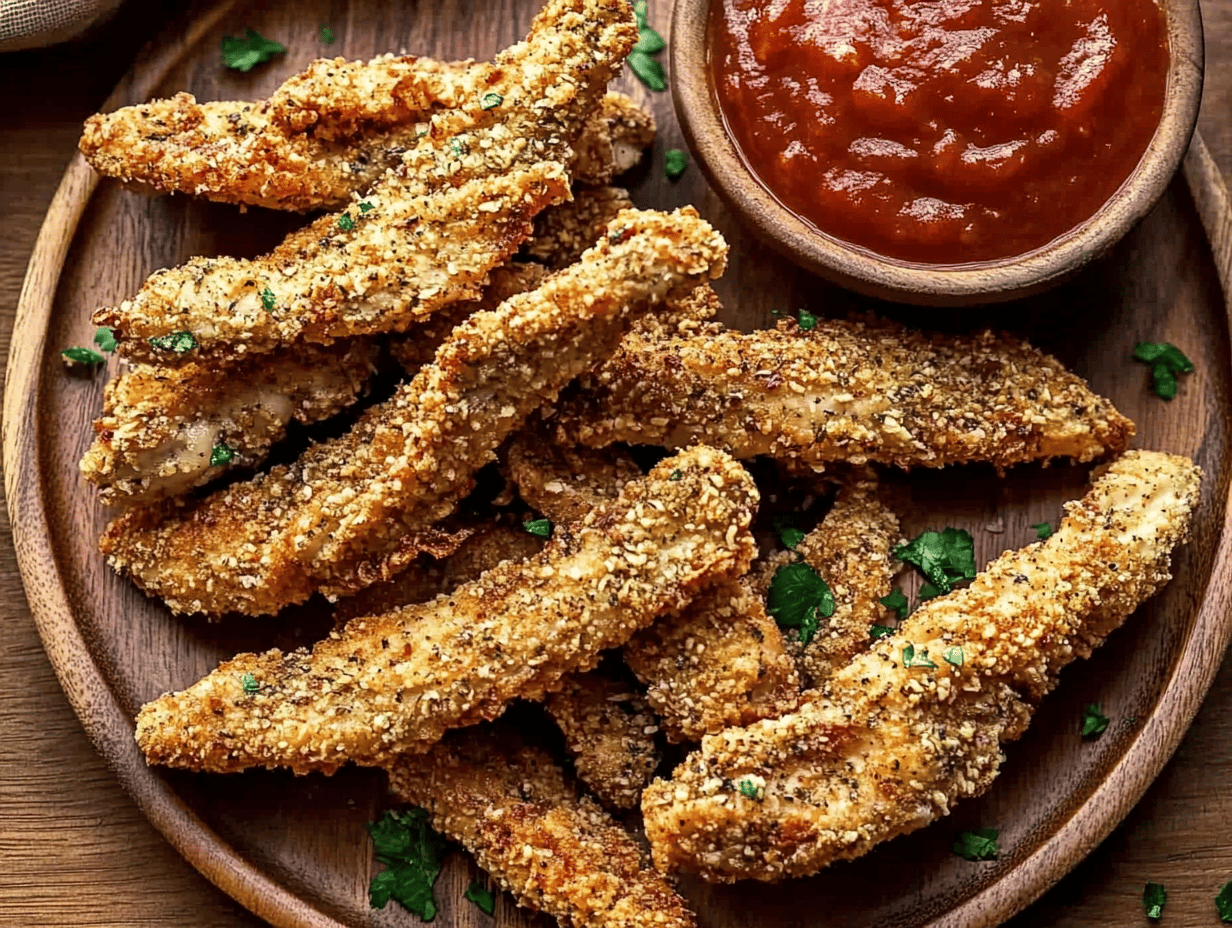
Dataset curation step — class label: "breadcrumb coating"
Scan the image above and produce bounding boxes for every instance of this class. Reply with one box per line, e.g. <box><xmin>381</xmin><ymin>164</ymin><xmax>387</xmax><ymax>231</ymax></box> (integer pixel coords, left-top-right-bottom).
<box><xmin>95</xmin><ymin>0</ymin><xmax>637</xmax><ymax>363</ymax></box>
<box><xmin>79</xmin><ymin>340</ymin><xmax>379</xmax><ymax>506</ymax></box>
<box><xmin>133</xmin><ymin>446</ymin><xmax>759</xmax><ymax>772</ymax></box>
<box><xmin>505</xmin><ymin>429</ymin><xmax>641</xmax><ymax>526</ymax></box>
<box><xmin>101</xmin><ymin>207</ymin><xmax>728</xmax><ymax>615</ymax></box>
<box><xmin>556</xmin><ymin>317</ymin><xmax>1134</xmax><ymax>471</ymax></box>
<box><xmin>642</xmin><ymin>450</ymin><xmax>1200</xmax><ymax>881</ymax></box>
<box><xmin>525</xmin><ymin>186</ymin><xmax>635</xmax><ymax>268</ymax></box>
<box><xmin>784</xmin><ymin>480</ymin><xmax>902</xmax><ymax>688</ymax></box>
<box><xmin>545</xmin><ymin>669</ymin><xmax>662</xmax><ymax>809</ymax></box>
<box><xmin>388</xmin><ymin>727</ymin><xmax>697</xmax><ymax>928</ymax></box>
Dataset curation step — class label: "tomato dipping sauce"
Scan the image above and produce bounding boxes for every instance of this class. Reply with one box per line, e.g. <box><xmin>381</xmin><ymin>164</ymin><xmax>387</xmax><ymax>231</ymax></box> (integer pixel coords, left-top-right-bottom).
<box><xmin>710</xmin><ymin>0</ymin><xmax>1170</xmax><ymax>264</ymax></box>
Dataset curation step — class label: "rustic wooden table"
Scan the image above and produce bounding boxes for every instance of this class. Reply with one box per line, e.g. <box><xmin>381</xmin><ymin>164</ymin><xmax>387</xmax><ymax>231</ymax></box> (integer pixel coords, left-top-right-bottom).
<box><xmin>2</xmin><ymin>2</ymin><xmax>1230</xmax><ymax>926</ymax></box>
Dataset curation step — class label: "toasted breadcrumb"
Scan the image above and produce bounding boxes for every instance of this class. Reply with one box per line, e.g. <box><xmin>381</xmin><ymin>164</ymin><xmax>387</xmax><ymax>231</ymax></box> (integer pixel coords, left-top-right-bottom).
<box><xmin>642</xmin><ymin>450</ymin><xmax>1200</xmax><ymax>882</ymax></box>
<box><xmin>505</xmin><ymin>429</ymin><xmax>641</xmax><ymax>526</ymax></box>
<box><xmin>556</xmin><ymin>317</ymin><xmax>1134</xmax><ymax>471</ymax></box>
<box><xmin>388</xmin><ymin>726</ymin><xmax>697</xmax><ymax>928</ymax></box>
<box><xmin>133</xmin><ymin>447</ymin><xmax>759</xmax><ymax>772</ymax></box>
<box><xmin>525</xmin><ymin>186</ymin><xmax>636</xmax><ymax>268</ymax></box>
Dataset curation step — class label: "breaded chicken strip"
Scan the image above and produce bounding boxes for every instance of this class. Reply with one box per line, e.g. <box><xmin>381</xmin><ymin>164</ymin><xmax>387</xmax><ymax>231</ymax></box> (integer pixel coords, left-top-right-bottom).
<box><xmin>525</xmin><ymin>186</ymin><xmax>635</xmax><ymax>268</ymax></box>
<box><xmin>782</xmin><ymin>480</ymin><xmax>901</xmax><ymax>688</ymax></box>
<box><xmin>102</xmin><ymin>207</ymin><xmax>728</xmax><ymax>615</ymax></box>
<box><xmin>133</xmin><ymin>446</ymin><xmax>759</xmax><ymax>772</ymax></box>
<box><xmin>504</xmin><ymin>429</ymin><xmax>641</xmax><ymax>526</ymax></box>
<box><xmin>388</xmin><ymin>727</ymin><xmax>696</xmax><ymax>928</ymax></box>
<box><xmin>556</xmin><ymin>317</ymin><xmax>1134</xmax><ymax>471</ymax></box>
<box><xmin>96</xmin><ymin>0</ymin><xmax>637</xmax><ymax>364</ymax></box>
<box><xmin>642</xmin><ymin>450</ymin><xmax>1201</xmax><ymax>881</ymax></box>
<box><xmin>79</xmin><ymin>340</ymin><xmax>379</xmax><ymax>506</ymax></box>
<box><xmin>545</xmin><ymin>669</ymin><xmax>662</xmax><ymax>810</ymax></box>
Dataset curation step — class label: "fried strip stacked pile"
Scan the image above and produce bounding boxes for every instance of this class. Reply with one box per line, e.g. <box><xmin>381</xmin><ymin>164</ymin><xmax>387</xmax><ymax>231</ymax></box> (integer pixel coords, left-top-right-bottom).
<box><xmin>134</xmin><ymin>446</ymin><xmax>758</xmax><ymax>773</ymax></box>
<box><xmin>642</xmin><ymin>450</ymin><xmax>1201</xmax><ymax>881</ymax></box>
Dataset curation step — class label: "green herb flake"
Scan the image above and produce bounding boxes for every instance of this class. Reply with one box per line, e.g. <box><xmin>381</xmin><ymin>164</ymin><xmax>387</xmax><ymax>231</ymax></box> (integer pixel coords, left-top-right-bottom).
<box><xmin>902</xmin><ymin>643</ymin><xmax>938</xmax><ymax>669</ymax></box>
<box><xmin>1031</xmin><ymin>521</ymin><xmax>1053</xmax><ymax>540</ymax></box>
<box><xmin>524</xmin><ymin>518</ymin><xmax>553</xmax><ymax>539</ymax></box>
<box><xmin>772</xmin><ymin>516</ymin><xmax>806</xmax><ymax>551</ymax></box>
<box><xmin>628</xmin><ymin>51</ymin><xmax>667</xmax><ymax>91</ymax></box>
<box><xmin>148</xmin><ymin>331</ymin><xmax>198</xmax><ymax>354</ymax></box>
<box><xmin>918</xmin><ymin>581</ymin><xmax>941</xmax><ymax>600</ymax></box>
<box><xmin>481</xmin><ymin>92</ymin><xmax>504</xmax><ymax>110</ymax></box>
<box><xmin>1080</xmin><ymin>702</ymin><xmax>1110</xmax><ymax>738</ymax></box>
<box><xmin>62</xmin><ymin>346</ymin><xmax>105</xmax><ymax>365</ymax></box>
<box><xmin>367</xmin><ymin>808</ymin><xmax>447</xmax><ymax>920</ymax></box>
<box><xmin>869</xmin><ymin>624</ymin><xmax>895</xmax><ymax>640</ymax></box>
<box><xmin>337</xmin><ymin>213</ymin><xmax>355</xmax><ymax>232</ymax></box>
<box><xmin>210</xmin><ymin>443</ymin><xmax>235</xmax><ymax>467</ymax></box>
<box><xmin>93</xmin><ymin>326</ymin><xmax>118</xmax><ymax>352</ymax></box>
<box><xmin>359</xmin><ymin>201</ymin><xmax>375</xmax><ymax>213</ymax></box>
<box><xmin>1215</xmin><ymin>881</ymin><xmax>1232</xmax><ymax>922</ymax></box>
<box><xmin>240</xmin><ymin>672</ymin><xmax>259</xmax><ymax>695</ymax></box>
<box><xmin>261</xmin><ymin>286</ymin><xmax>276</xmax><ymax>311</ymax></box>
<box><xmin>943</xmin><ymin>646</ymin><xmax>964</xmax><ymax>667</ymax></box>
<box><xmin>319</xmin><ymin>24</ymin><xmax>336</xmax><ymax>43</ymax></box>
<box><xmin>736</xmin><ymin>778</ymin><xmax>764</xmax><ymax>801</ymax></box>
<box><xmin>664</xmin><ymin>148</ymin><xmax>688</xmax><ymax>180</ymax></box>
<box><xmin>893</xmin><ymin>527</ymin><xmax>977</xmax><ymax>597</ymax></box>
<box><xmin>669</xmin><ymin>469</ymin><xmax>682</xmax><ymax>480</ymax></box>
<box><xmin>766</xmin><ymin>561</ymin><xmax>835</xmax><ymax>646</ymax></box>
<box><xmin>952</xmin><ymin>827</ymin><xmax>999</xmax><ymax>861</ymax></box>
<box><xmin>221</xmin><ymin>28</ymin><xmax>286</xmax><ymax>72</ymax></box>
<box><xmin>879</xmin><ymin>587</ymin><xmax>909</xmax><ymax>619</ymax></box>
<box><xmin>631</xmin><ymin>0</ymin><xmax>667</xmax><ymax>53</ymax></box>
<box><xmin>1143</xmin><ymin>882</ymin><xmax>1166</xmax><ymax>920</ymax></box>
<box><xmin>797</xmin><ymin>309</ymin><xmax>819</xmax><ymax>331</ymax></box>
<box><xmin>449</xmin><ymin>137</ymin><xmax>464</xmax><ymax>157</ymax></box>
<box><xmin>1133</xmin><ymin>342</ymin><xmax>1193</xmax><ymax>401</ymax></box>
<box><xmin>465</xmin><ymin>879</ymin><xmax>496</xmax><ymax>916</ymax></box>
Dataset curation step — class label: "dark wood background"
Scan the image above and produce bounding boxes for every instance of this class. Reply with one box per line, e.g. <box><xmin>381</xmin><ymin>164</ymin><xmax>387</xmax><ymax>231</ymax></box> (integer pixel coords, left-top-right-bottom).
<box><xmin>1</xmin><ymin>1</ymin><xmax>1230</xmax><ymax>926</ymax></box>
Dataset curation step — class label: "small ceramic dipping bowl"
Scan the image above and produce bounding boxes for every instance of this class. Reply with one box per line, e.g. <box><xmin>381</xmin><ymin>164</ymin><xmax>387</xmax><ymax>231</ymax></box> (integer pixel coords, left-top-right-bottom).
<box><xmin>671</xmin><ymin>0</ymin><xmax>1205</xmax><ymax>306</ymax></box>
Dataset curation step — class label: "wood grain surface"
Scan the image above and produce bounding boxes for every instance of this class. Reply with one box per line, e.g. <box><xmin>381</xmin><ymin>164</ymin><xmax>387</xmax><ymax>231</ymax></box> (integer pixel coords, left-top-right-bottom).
<box><xmin>3</xmin><ymin>2</ymin><xmax>1232</xmax><ymax>928</ymax></box>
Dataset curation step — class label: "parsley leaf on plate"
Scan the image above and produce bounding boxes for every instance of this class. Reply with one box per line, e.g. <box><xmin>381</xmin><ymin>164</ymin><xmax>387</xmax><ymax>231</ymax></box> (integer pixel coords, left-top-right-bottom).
<box><xmin>148</xmin><ymin>331</ymin><xmax>197</xmax><ymax>354</ymax></box>
<box><xmin>62</xmin><ymin>346</ymin><xmax>104</xmax><ymax>365</ymax></box>
<box><xmin>367</xmin><ymin>808</ymin><xmax>447</xmax><ymax>920</ymax></box>
<box><xmin>320</xmin><ymin>24</ymin><xmax>336</xmax><ymax>44</ymax></box>
<box><xmin>221</xmin><ymin>28</ymin><xmax>286</xmax><ymax>73</ymax></box>
<box><xmin>1215</xmin><ymin>881</ymin><xmax>1232</xmax><ymax>922</ymax></box>
<box><xmin>1143</xmin><ymin>882</ymin><xmax>1166</xmax><ymax>920</ymax></box>
<box><xmin>93</xmin><ymin>326</ymin><xmax>117</xmax><ymax>352</ymax></box>
<box><xmin>797</xmin><ymin>309</ymin><xmax>818</xmax><ymax>331</ymax></box>
<box><xmin>1133</xmin><ymin>342</ymin><xmax>1193</xmax><ymax>401</ymax></box>
<box><xmin>893</xmin><ymin>527</ymin><xmax>977</xmax><ymax>596</ymax></box>
<box><xmin>465</xmin><ymin>879</ymin><xmax>496</xmax><ymax>916</ymax></box>
<box><xmin>772</xmin><ymin>515</ymin><xmax>806</xmax><ymax>551</ymax></box>
<box><xmin>1081</xmin><ymin>702</ymin><xmax>1110</xmax><ymax>738</ymax></box>
<box><xmin>766</xmin><ymin>561</ymin><xmax>834</xmax><ymax>646</ymax></box>
<box><xmin>952</xmin><ymin>827</ymin><xmax>999</xmax><ymax>861</ymax></box>
<box><xmin>628</xmin><ymin>51</ymin><xmax>666</xmax><ymax>90</ymax></box>
<box><xmin>523</xmin><ymin>518</ymin><xmax>553</xmax><ymax>539</ymax></box>
<box><xmin>1031</xmin><ymin>521</ymin><xmax>1053</xmax><ymax>540</ymax></box>
<box><xmin>869</xmin><ymin>624</ymin><xmax>894</xmax><ymax>639</ymax></box>
<box><xmin>664</xmin><ymin>148</ymin><xmax>688</xmax><ymax>180</ymax></box>
<box><xmin>879</xmin><ymin>587</ymin><xmax>908</xmax><ymax>618</ymax></box>
<box><xmin>628</xmin><ymin>0</ymin><xmax>667</xmax><ymax>89</ymax></box>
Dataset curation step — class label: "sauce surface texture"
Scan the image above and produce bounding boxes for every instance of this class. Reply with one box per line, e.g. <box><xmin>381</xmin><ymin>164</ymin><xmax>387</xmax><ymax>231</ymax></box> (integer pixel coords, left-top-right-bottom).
<box><xmin>710</xmin><ymin>0</ymin><xmax>1169</xmax><ymax>264</ymax></box>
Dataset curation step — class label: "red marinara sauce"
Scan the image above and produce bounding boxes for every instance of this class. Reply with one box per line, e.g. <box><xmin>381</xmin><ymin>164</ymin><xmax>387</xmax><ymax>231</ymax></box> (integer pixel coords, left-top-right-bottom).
<box><xmin>709</xmin><ymin>0</ymin><xmax>1170</xmax><ymax>264</ymax></box>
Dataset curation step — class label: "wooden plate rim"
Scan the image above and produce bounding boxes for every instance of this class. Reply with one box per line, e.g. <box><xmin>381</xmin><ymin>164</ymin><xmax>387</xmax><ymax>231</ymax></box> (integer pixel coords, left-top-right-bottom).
<box><xmin>3</xmin><ymin>8</ymin><xmax>1231</xmax><ymax>924</ymax></box>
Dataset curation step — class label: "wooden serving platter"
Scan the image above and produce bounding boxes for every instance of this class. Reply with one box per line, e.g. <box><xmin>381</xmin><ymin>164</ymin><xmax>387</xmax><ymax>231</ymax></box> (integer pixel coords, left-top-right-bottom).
<box><xmin>5</xmin><ymin>1</ymin><xmax>1232</xmax><ymax>926</ymax></box>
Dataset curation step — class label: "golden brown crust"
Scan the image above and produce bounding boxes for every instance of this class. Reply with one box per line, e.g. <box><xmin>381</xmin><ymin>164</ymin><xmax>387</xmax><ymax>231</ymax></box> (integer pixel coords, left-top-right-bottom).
<box><xmin>555</xmin><ymin>317</ymin><xmax>1135</xmax><ymax>471</ymax></box>
<box><xmin>101</xmin><ymin>207</ymin><xmax>728</xmax><ymax>615</ymax></box>
<box><xmin>525</xmin><ymin>186</ymin><xmax>636</xmax><ymax>268</ymax></box>
<box><xmin>388</xmin><ymin>727</ymin><xmax>696</xmax><ymax>928</ymax></box>
<box><xmin>504</xmin><ymin>430</ymin><xmax>641</xmax><ymax>526</ymax></box>
<box><xmin>133</xmin><ymin>446</ymin><xmax>759</xmax><ymax>773</ymax></box>
<box><xmin>545</xmin><ymin>669</ymin><xmax>662</xmax><ymax>809</ymax></box>
<box><xmin>642</xmin><ymin>450</ymin><xmax>1201</xmax><ymax>882</ymax></box>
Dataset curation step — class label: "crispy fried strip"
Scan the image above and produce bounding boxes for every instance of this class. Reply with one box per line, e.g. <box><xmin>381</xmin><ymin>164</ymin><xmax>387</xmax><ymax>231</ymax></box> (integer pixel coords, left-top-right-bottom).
<box><xmin>504</xmin><ymin>429</ymin><xmax>641</xmax><ymax>526</ymax></box>
<box><xmin>133</xmin><ymin>446</ymin><xmax>759</xmax><ymax>772</ymax></box>
<box><xmin>544</xmin><ymin>669</ymin><xmax>662</xmax><ymax>810</ymax></box>
<box><xmin>642</xmin><ymin>450</ymin><xmax>1201</xmax><ymax>881</ymax></box>
<box><xmin>388</xmin><ymin>727</ymin><xmax>696</xmax><ymax>928</ymax></box>
<box><xmin>555</xmin><ymin>317</ymin><xmax>1134</xmax><ymax>471</ymax></box>
<box><xmin>96</xmin><ymin>0</ymin><xmax>637</xmax><ymax>363</ymax></box>
<box><xmin>525</xmin><ymin>185</ymin><xmax>636</xmax><ymax>268</ymax></box>
<box><xmin>101</xmin><ymin>207</ymin><xmax>728</xmax><ymax>615</ymax></box>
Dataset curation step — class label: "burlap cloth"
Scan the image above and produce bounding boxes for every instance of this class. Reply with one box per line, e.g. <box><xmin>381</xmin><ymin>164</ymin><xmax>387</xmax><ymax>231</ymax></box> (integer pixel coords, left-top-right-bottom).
<box><xmin>1</xmin><ymin>0</ymin><xmax>126</xmax><ymax>52</ymax></box>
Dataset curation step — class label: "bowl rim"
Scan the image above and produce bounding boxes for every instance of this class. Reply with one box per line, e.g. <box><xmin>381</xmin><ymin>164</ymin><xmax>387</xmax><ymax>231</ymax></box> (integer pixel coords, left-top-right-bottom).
<box><xmin>671</xmin><ymin>0</ymin><xmax>1206</xmax><ymax>305</ymax></box>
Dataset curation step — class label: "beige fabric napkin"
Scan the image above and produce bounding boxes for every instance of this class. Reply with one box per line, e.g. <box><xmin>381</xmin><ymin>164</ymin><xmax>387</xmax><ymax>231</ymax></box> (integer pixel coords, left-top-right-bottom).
<box><xmin>1</xmin><ymin>0</ymin><xmax>125</xmax><ymax>52</ymax></box>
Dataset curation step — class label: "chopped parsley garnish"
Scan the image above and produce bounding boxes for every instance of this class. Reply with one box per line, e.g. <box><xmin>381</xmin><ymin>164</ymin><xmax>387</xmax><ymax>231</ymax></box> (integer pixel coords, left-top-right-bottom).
<box><xmin>320</xmin><ymin>24</ymin><xmax>336</xmax><ymax>44</ymax></box>
<box><xmin>943</xmin><ymin>646</ymin><xmax>964</xmax><ymax>667</ymax></box>
<box><xmin>628</xmin><ymin>0</ymin><xmax>667</xmax><ymax>90</ymax></box>
<box><xmin>1031</xmin><ymin>521</ymin><xmax>1053</xmax><ymax>540</ymax></box>
<box><xmin>869</xmin><ymin>624</ymin><xmax>894</xmax><ymax>640</ymax></box>
<box><xmin>664</xmin><ymin>148</ymin><xmax>688</xmax><ymax>180</ymax></box>
<box><xmin>1134</xmin><ymin>342</ymin><xmax>1193</xmax><ymax>400</ymax></box>
<box><xmin>766</xmin><ymin>561</ymin><xmax>834</xmax><ymax>646</ymax></box>
<box><xmin>893</xmin><ymin>527</ymin><xmax>977</xmax><ymax>597</ymax></box>
<box><xmin>1143</xmin><ymin>882</ymin><xmax>1166</xmax><ymax>920</ymax></box>
<box><xmin>901</xmin><ymin>643</ymin><xmax>937</xmax><ymax>669</ymax></box>
<box><xmin>367</xmin><ymin>808</ymin><xmax>447</xmax><ymax>920</ymax></box>
<box><xmin>359</xmin><ymin>201</ymin><xmax>375</xmax><ymax>213</ymax></box>
<box><xmin>797</xmin><ymin>309</ymin><xmax>819</xmax><ymax>331</ymax></box>
<box><xmin>481</xmin><ymin>92</ymin><xmax>504</xmax><ymax>110</ymax></box>
<box><xmin>62</xmin><ymin>346</ymin><xmax>104</xmax><ymax>365</ymax></box>
<box><xmin>1080</xmin><ymin>702</ymin><xmax>1110</xmax><ymax>738</ymax></box>
<box><xmin>523</xmin><ymin>518</ymin><xmax>553</xmax><ymax>539</ymax></box>
<box><xmin>952</xmin><ymin>828</ymin><xmax>999</xmax><ymax>861</ymax></box>
<box><xmin>632</xmin><ymin>0</ymin><xmax>666</xmax><ymax>52</ymax></box>
<box><xmin>736</xmin><ymin>778</ymin><xmax>764</xmax><ymax>800</ymax></box>
<box><xmin>449</xmin><ymin>137</ymin><xmax>464</xmax><ymax>156</ymax></box>
<box><xmin>772</xmin><ymin>515</ymin><xmax>806</xmax><ymax>551</ymax></box>
<box><xmin>148</xmin><ymin>331</ymin><xmax>197</xmax><ymax>353</ymax></box>
<box><xmin>221</xmin><ymin>28</ymin><xmax>286</xmax><ymax>72</ymax></box>
<box><xmin>337</xmin><ymin>213</ymin><xmax>355</xmax><ymax>232</ymax></box>
<box><xmin>261</xmin><ymin>287</ymin><xmax>275</xmax><ymax>311</ymax></box>
<box><xmin>210</xmin><ymin>443</ymin><xmax>235</xmax><ymax>467</ymax></box>
<box><xmin>918</xmin><ymin>581</ymin><xmax>941</xmax><ymax>600</ymax></box>
<box><xmin>465</xmin><ymin>879</ymin><xmax>496</xmax><ymax>916</ymax></box>
<box><xmin>879</xmin><ymin>587</ymin><xmax>909</xmax><ymax>618</ymax></box>
<box><xmin>1216</xmin><ymin>882</ymin><xmax>1232</xmax><ymax>922</ymax></box>
<box><xmin>669</xmin><ymin>468</ymin><xmax>682</xmax><ymax>480</ymax></box>
<box><xmin>93</xmin><ymin>326</ymin><xmax>117</xmax><ymax>352</ymax></box>
<box><xmin>239</xmin><ymin>672</ymin><xmax>259</xmax><ymax>695</ymax></box>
